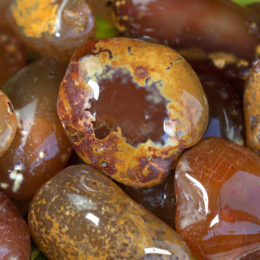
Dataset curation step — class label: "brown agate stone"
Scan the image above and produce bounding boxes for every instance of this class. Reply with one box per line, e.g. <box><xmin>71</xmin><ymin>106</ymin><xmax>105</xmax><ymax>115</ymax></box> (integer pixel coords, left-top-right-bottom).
<box><xmin>0</xmin><ymin>90</ymin><xmax>17</xmax><ymax>157</ymax></box>
<box><xmin>0</xmin><ymin>191</ymin><xmax>31</xmax><ymax>260</ymax></box>
<box><xmin>112</xmin><ymin>0</ymin><xmax>260</xmax><ymax>61</ymax></box>
<box><xmin>29</xmin><ymin>164</ymin><xmax>194</xmax><ymax>260</ymax></box>
<box><xmin>199</xmin><ymin>74</ymin><xmax>245</xmax><ymax>145</ymax></box>
<box><xmin>244</xmin><ymin>60</ymin><xmax>260</xmax><ymax>154</ymax></box>
<box><xmin>9</xmin><ymin>0</ymin><xmax>96</xmax><ymax>61</ymax></box>
<box><xmin>0</xmin><ymin>59</ymin><xmax>73</xmax><ymax>201</ymax></box>
<box><xmin>179</xmin><ymin>48</ymin><xmax>251</xmax><ymax>83</ymax></box>
<box><xmin>0</xmin><ymin>25</ymin><xmax>26</xmax><ymax>86</ymax></box>
<box><xmin>120</xmin><ymin>172</ymin><xmax>176</xmax><ymax>228</ymax></box>
<box><xmin>175</xmin><ymin>137</ymin><xmax>260</xmax><ymax>260</ymax></box>
<box><xmin>57</xmin><ymin>37</ymin><xmax>209</xmax><ymax>188</ymax></box>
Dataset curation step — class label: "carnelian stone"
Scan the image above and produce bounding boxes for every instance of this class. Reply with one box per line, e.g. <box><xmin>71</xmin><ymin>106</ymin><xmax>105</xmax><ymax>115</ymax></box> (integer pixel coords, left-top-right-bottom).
<box><xmin>57</xmin><ymin>37</ymin><xmax>208</xmax><ymax>188</ymax></box>
<box><xmin>175</xmin><ymin>137</ymin><xmax>260</xmax><ymax>260</ymax></box>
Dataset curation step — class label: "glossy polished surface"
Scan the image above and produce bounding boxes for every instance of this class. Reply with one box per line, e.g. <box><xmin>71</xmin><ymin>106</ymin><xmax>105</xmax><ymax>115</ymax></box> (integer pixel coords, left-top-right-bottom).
<box><xmin>200</xmin><ymin>74</ymin><xmax>244</xmax><ymax>145</ymax></box>
<box><xmin>29</xmin><ymin>164</ymin><xmax>194</xmax><ymax>260</ymax></box>
<box><xmin>244</xmin><ymin>60</ymin><xmax>260</xmax><ymax>154</ymax></box>
<box><xmin>175</xmin><ymin>137</ymin><xmax>260</xmax><ymax>260</ymax></box>
<box><xmin>0</xmin><ymin>59</ymin><xmax>72</xmax><ymax>201</ymax></box>
<box><xmin>0</xmin><ymin>191</ymin><xmax>30</xmax><ymax>260</ymax></box>
<box><xmin>10</xmin><ymin>0</ymin><xmax>96</xmax><ymax>61</ymax></box>
<box><xmin>0</xmin><ymin>25</ymin><xmax>26</xmax><ymax>86</ymax></box>
<box><xmin>179</xmin><ymin>48</ymin><xmax>251</xmax><ymax>83</ymax></box>
<box><xmin>112</xmin><ymin>0</ymin><xmax>260</xmax><ymax>61</ymax></box>
<box><xmin>58</xmin><ymin>37</ymin><xmax>209</xmax><ymax>188</ymax></box>
<box><xmin>120</xmin><ymin>172</ymin><xmax>176</xmax><ymax>228</ymax></box>
<box><xmin>0</xmin><ymin>90</ymin><xmax>17</xmax><ymax>157</ymax></box>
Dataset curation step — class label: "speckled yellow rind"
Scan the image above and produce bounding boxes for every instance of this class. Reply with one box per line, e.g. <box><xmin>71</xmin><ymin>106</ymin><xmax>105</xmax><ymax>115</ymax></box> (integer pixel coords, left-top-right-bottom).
<box><xmin>11</xmin><ymin>0</ymin><xmax>58</xmax><ymax>38</ymax></box>
<box><xmin>244</xmin><ymin>60</ymin><xmax>260</xmax><ymax>154</ymax></box>
<box><xmin>29</xmin><ymin>164</ymin><xmax>195</xmax><ymax>260</ymax></box>
<box><xmin>58</xmin><ymin>38</ymin><xmax>209</xmax><ymax>187</ymax></box>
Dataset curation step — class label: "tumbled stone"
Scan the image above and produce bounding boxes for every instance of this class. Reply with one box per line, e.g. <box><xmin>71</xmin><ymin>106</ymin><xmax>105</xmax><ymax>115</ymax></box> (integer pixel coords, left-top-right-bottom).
<box><xmin>57</xmin><ymin>37</ymin><xmax>209</xmax><ymax>188</ymax></box>
<box><xmin>175</xmin><ymin>137</ymin><xmax>260</xmax><ymax>260</ymax></box>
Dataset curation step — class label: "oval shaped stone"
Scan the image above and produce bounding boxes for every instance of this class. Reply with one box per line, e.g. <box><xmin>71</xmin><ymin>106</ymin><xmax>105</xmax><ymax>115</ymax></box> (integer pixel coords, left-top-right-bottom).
<box><xmin>9</xmin><ymin>0</ymin><xmax>96</xmax><ymax>61</ymax></box>
<box><xmin>175</xmin><ymin>137</ymin><xmax>260</xmax><ymax>259</ymax></box>
<box><xmin>112</xmin><ymin>0</ymin><xmax>260</xmax><ymax>61</ymax></box>
<box><xmin>0</xmin><ymin>59</ymin><xmax>73</xmax><ymax>201</ymax></box>
<box><xmin>57</xmin><ymin>37</ymin><xmax>209</xmax><ymax>188</ymax></box>
<box><xmin>29</xmin><ymin>164</ymin><xmax>194</xmax><ymax>260</ymax></box>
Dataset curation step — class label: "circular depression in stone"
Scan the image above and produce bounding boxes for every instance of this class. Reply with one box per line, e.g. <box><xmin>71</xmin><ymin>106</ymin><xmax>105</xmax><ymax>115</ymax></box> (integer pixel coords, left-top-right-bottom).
<box><xmin>87</xmin><ymin>66</ymin><xmax>169</xmax><ymax>146</ymax></box>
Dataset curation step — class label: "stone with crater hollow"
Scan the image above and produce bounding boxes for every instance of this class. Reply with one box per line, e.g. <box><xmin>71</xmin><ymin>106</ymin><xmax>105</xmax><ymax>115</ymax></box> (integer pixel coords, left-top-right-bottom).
<box><xmin>57</xmin><ymin>37</ymin><xmax>209</xmax><ymax>188</ymax></box>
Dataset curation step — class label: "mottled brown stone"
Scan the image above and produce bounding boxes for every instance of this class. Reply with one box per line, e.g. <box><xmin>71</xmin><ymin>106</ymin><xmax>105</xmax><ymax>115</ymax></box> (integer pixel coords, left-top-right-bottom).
<box><xmin>29</xmin><ymin>164</ymin><xmax>194</xmax><ymax>260</ymax></box>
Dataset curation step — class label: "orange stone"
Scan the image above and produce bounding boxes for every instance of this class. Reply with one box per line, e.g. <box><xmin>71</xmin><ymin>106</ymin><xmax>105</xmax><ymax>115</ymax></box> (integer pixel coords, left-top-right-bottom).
<box><xmin>175</xmin><ymin>137</ymin><xmax>260</xmax><ymax>260</ymax></box>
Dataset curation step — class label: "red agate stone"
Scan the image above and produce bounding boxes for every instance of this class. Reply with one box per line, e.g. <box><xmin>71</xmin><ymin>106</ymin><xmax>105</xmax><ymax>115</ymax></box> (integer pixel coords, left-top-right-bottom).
<box><xmin>175</xmin><ymin>137</ymin><xmax>260</xmax><ymax>260</ymax></box>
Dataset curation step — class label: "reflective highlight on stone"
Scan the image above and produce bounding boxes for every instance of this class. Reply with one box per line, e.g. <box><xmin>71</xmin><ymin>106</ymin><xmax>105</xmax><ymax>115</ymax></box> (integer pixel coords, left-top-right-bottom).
<box><xmin>112</xmin><ymin>0</ymin><xmax>260</xmax><ymax>61</ymax></box>
<box><xmin>0</xmin><ymin>59</ymin><xmax>72</xmax><ymax>201</ymax></box>
<box><xmin>120</xmin><ymin>172</ymin><xmax>176</xmax><ymax>228</ymax></box>
<box><xmin>200</xmin><ymin>73</ymin><xmax>244</xmax><ymax>145</ymax></box>
<box><xmin>175</xmin><ymin>137</ymin><xmax>260</xmax><ymax>260</ymax></box>
<box><xmin>29</xmin><ymin>164</ymin><xmax>194</xmax><ymax>260</ymax></box>
<box><xmin>57</xmin><ymin>37</ymin><xmax>209</xmax><ymax>188</ymax></box>
<box><xmin>10</xmin><ymin>0</ymin><xmax>96</xmax><ymax>61</ymax></box>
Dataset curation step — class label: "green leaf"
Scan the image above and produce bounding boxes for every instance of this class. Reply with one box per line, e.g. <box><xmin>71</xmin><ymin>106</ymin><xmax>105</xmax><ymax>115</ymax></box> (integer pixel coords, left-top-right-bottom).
<box><xmin>232</xmin><ymin>0</ymin><xmax>260</xmax><ymax>6</ymax></box>
<box><xmin>95</xmin><ymin>17</ymin><xmax>119</xmax><ymax>39</ymax></box>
